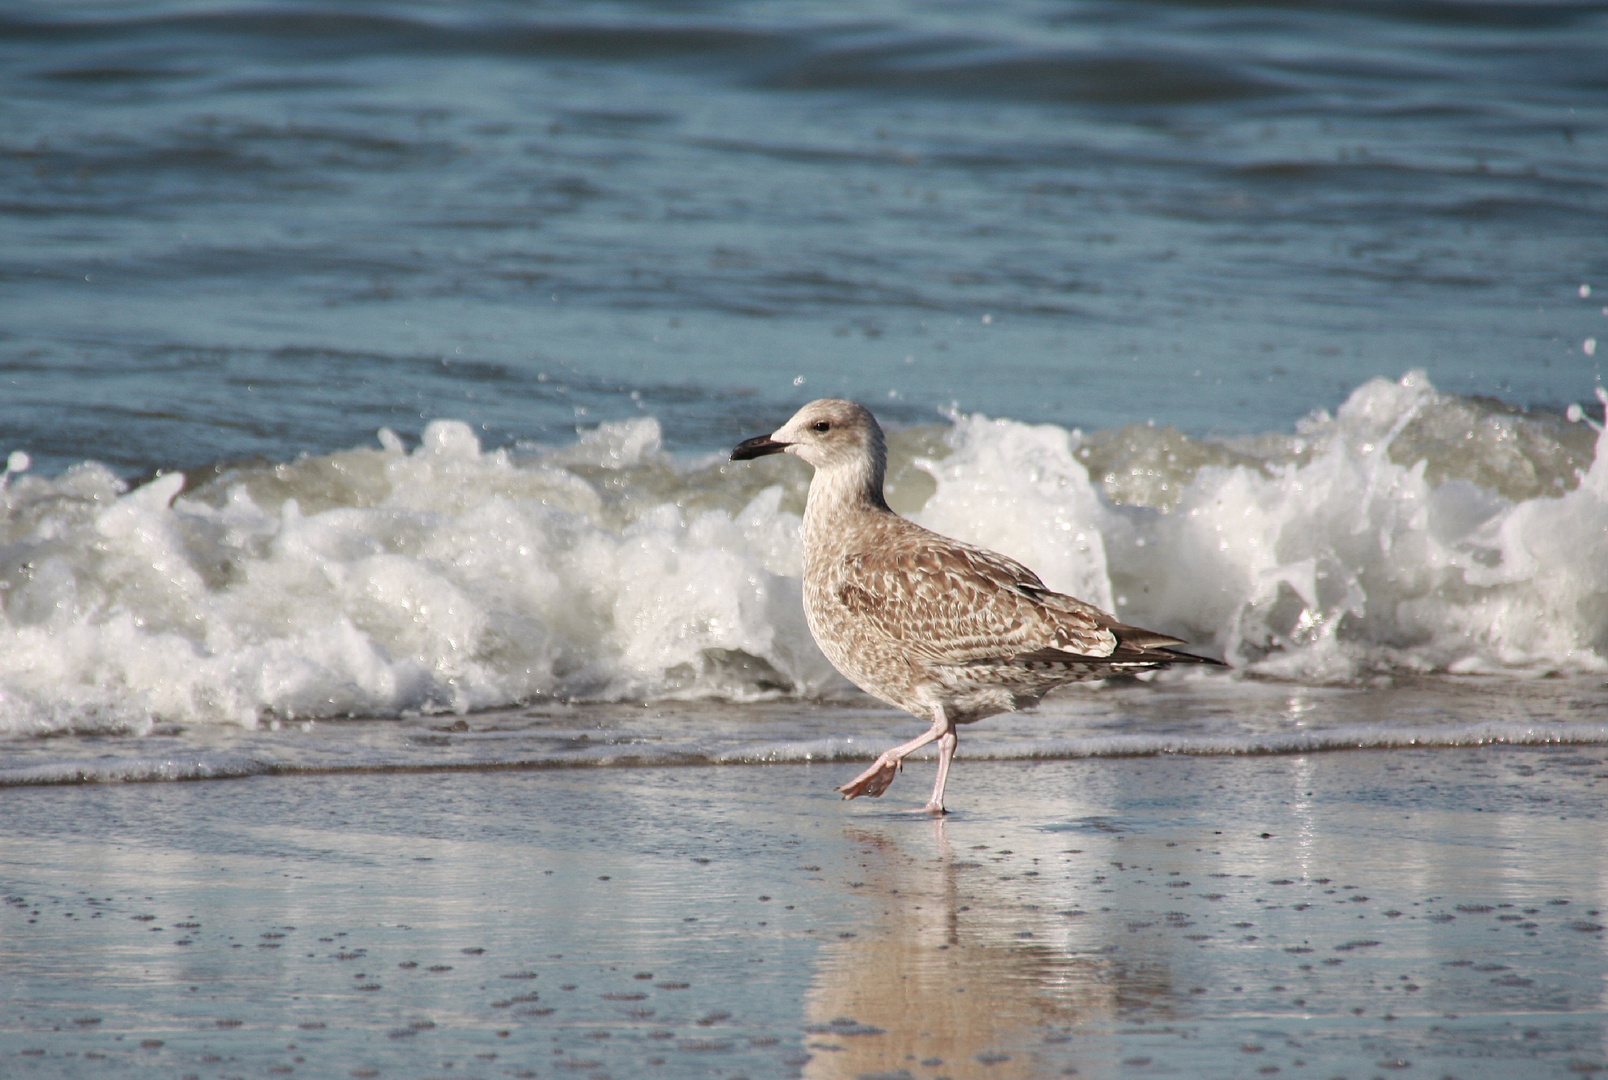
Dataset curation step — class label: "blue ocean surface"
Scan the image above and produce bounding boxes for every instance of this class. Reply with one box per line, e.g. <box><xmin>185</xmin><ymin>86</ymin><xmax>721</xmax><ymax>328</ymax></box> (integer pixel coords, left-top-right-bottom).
<box><xmin>1</xmin><ymin>0</ymin><xmax>1603</xmax><ymax>474</ymax></box>
<box><xmin>0</xmin><ymin>0</ymin><xmax>1606</xmax><ymax>751</ymax></box>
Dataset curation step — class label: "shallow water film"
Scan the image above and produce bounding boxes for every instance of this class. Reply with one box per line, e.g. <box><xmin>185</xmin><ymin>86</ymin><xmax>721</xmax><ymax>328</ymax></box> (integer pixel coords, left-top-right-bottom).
<box><xmin>4</xmin><ymin>751</ymin><xmax>1608</xmax><ymax>1079</ymax></box>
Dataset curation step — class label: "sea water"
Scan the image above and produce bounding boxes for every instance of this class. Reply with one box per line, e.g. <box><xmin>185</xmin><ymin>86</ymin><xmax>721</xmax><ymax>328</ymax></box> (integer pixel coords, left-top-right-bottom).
<box><xmin>2</xmin><ymin>0</ymin><xmax>1605</xmax><ymax>475</ymax></box>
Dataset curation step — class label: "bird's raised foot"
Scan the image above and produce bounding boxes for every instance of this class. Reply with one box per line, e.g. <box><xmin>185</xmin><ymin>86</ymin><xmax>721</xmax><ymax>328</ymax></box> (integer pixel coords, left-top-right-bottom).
<box><xmin>837</xmin><ymin>754</ymin><xmax>902</xmax><ymax>799</ymax></box>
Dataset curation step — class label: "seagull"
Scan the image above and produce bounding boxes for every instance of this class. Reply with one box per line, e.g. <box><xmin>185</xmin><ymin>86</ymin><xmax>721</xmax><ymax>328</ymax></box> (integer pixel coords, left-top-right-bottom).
<box><xmin>732</xmin><ymin>399</ymin><xmax>1223</xmax><ymax>815</ymax></box>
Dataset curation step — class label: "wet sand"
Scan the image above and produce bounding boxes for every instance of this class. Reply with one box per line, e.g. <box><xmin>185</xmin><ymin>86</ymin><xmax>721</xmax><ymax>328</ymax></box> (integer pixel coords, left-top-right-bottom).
<box><xmin>3</xmin><ymin>747</ymin><xmax>1606</xmax><ymax>1079</ymax></box>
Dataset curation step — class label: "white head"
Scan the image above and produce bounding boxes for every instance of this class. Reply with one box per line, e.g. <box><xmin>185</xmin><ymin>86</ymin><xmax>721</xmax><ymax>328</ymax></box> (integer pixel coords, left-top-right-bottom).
<box><xmin>731</xmin><ymin>399</ymin><xmax>889</xmax><ymax>508</ymax></box>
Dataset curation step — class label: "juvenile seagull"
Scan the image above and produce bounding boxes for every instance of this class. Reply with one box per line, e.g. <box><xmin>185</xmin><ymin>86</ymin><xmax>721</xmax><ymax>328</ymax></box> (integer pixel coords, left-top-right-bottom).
<box><xmin>732</xmin><ymin>399</ymin><xmax>1222</xmax><ymax>814</ymax></box>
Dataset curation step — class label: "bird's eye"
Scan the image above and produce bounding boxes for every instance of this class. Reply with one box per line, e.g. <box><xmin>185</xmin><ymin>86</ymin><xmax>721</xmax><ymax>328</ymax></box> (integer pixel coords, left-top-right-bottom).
<box><xmin>812</xmin><ymin>421</ymin><xmax>831</xmax><ymax>432</ymax></box>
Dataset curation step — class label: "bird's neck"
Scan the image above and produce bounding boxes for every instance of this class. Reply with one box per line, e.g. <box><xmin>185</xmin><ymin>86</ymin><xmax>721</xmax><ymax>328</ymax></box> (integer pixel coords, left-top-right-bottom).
<box><xmin>802</xmin><ymin>457</ymin><xmax>892</xmax><ymax>544</ymax></box>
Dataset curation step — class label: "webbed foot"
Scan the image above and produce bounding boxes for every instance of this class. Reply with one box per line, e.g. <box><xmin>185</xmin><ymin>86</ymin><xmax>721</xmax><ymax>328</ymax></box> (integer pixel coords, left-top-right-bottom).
<box><xmin>837</xmin><ymin>754</ymin><xmax>901</xmax><ymax>799</ymax></box>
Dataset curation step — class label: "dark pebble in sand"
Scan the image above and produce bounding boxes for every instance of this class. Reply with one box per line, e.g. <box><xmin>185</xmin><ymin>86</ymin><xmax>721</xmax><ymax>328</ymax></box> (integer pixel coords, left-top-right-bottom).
<box><xmin>427</xmin><ymin>965</ymin><xmax>453</xmax><ymax>972</ymax></box>
<box><xmin>805</xmin><ymin>1018</ymin><xmax>884</xmax><ymax>1037</ymax></box>
<box><xmin>461</xmin><ymin>947</ymin><xmax>485</xmax><ymax>955</ymax></box>
<box><xmin>1571</xmin><ymin>922</ymin><xmax>1605</xmax><ymax>933</ymax></box>
<box><xmin>502</xmin><ymin>971</ymin><xmax>538</xmax><ymax>979</ymax></box>
<box><xmin>656</xmin><ymin>982</ymin><xmax>690</xmax><ymax>990</ymax></box>
<box><xmin>633</xmin><ymin>972</ymin><xmax>653</xmax><ymax>980</ymax></box>
<box><xmin>602</xmin><ymin>992</ymin><xmax>646</xmax><ymax>1001</ymax></box>
<box><xmin>216</xmin><ymin>1019</ymin><xmax>243</xmax><ymax>1028</ymax></box>
<box><xmin>140</xmin><ymin>1040</ymin><xmax>163</xmax><ymax>1049</ymax></box>
<box><xmin>678</xmin><ymin>1039</ymin><xmax>733</xmax><ymax>1052</ymax></box>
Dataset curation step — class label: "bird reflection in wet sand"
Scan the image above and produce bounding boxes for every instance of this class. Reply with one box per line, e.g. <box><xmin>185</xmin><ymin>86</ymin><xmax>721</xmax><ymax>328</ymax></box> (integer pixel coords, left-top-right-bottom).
<box><xmin>800</xmin><ymin>820</ymin><xmax>1172</xmax><ymax>1079</ymax></box>
<box><xmin>732</xmin><ymin>399</ymin><xmax>1222</xmax><ymax>814</ymax></box>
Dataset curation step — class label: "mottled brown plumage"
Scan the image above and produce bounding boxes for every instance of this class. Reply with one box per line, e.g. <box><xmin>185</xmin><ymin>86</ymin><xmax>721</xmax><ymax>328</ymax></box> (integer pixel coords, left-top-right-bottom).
<box><xmin>732</xmin><ymin>399</ymin><xmax>1221</xmax><ymax>813</ymax></box>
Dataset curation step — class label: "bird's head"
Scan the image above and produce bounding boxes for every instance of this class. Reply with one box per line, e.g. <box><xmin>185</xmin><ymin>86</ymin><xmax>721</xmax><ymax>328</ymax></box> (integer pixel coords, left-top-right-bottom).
<box><xmin>730</xmin><ymin>398</ymin><xmax>886</xmax><ymax>475</ymax></box>
<box><xmin>731</xmin><ymin>399</ymin><xmax>890</xmax><ymax>510</ymax></box>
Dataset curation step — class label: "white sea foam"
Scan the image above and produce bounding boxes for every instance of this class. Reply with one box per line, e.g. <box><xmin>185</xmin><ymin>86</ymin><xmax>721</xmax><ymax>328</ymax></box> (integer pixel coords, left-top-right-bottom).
<box><xmin>1</xmin><ymin>373</ymin><xmax>1604</xmax><ymax>736</ymax></box>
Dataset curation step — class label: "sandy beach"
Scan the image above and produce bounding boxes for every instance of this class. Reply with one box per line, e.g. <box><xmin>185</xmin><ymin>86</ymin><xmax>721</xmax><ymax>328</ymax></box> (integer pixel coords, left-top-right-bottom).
<box><xmin>5</xmin><ymin>734</ymin><xmax>1606</xmax><ymax>1080</ymax></box>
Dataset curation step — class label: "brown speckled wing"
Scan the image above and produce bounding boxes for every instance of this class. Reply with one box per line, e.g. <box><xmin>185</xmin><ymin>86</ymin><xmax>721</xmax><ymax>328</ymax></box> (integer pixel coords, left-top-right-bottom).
<box><xmin>832</xmin><ymin>525</ymin><xmax>1118</xmax><ymax>666</ymax></box>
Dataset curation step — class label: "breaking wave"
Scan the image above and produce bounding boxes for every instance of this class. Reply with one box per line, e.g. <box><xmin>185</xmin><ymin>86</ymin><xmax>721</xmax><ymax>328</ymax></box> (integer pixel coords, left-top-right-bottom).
<box><xmin>1</xmin><ymin>372</ymin><xmax>1604</xmax><ymax>736</ymax></box>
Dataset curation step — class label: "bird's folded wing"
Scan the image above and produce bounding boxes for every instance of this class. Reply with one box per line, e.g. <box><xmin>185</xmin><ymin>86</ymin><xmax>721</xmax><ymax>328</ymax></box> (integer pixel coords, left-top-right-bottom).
<box><xmin>835</xmin><ymin>535</ymin><xmax>1118</xmax><ymax>664</ymax></box>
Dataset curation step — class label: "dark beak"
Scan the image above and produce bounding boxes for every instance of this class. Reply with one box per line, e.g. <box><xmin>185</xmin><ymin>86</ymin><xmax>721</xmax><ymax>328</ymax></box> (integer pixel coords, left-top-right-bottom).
<box><xmin>730</xmin><ymin>435</ymin><xmax>789</xmax><ymax>461</ymax></box>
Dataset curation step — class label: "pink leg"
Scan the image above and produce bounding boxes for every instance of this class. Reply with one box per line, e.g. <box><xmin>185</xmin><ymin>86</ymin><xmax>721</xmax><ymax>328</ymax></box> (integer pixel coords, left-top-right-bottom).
<box><xmin>837</xmin><ymin>710</ymin><xmax>948</xmax><ymax>801</ymax></box>
<box><xmin>920</xmin><ymin>726</ymin><xmax>959</xmax><ymax>816</ymax></box>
